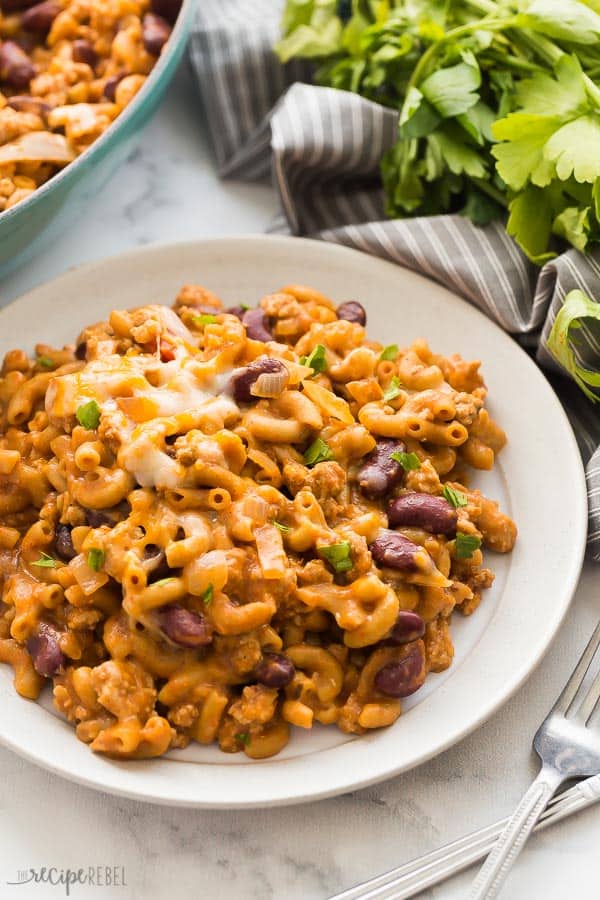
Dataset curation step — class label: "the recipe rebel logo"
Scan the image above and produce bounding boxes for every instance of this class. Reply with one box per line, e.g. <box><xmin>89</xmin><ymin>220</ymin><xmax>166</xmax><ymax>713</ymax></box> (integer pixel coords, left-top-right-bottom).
<box><xmin>6</xmin><ymin>866</ymin><xmax>127</xmax><ymax>895</ymax></box>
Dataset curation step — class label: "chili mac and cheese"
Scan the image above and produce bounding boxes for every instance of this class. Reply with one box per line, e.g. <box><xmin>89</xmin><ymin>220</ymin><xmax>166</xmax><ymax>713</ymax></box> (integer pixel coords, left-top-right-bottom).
<box><xmin>0</xmin><ymin>283</ymin><xmax>516</xmax><ymax>760</ymax></box>
<box><xmin>0</xmin><ymin>0</ymin><xmax>180</xmax><ymax>211</ymax></box>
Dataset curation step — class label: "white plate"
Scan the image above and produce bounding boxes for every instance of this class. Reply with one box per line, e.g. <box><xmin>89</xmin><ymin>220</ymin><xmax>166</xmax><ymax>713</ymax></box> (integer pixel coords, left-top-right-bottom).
<box><xmin>0</xmin><ymin>236</ymin><xmax>587</xmax><ymax>808</ymax></box>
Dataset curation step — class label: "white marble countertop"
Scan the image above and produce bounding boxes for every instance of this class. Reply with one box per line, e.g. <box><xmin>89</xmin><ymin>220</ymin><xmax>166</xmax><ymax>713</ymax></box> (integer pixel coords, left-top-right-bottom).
<box><xmin>1</xmin><ymin>60</ymin><xmax>599</xmax><ymax>900</ymax></box>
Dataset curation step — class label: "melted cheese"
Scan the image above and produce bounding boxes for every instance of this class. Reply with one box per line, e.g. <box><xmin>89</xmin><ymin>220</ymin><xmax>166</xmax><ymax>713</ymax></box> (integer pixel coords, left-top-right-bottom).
<box><xmin>46</xmin><ymin>335</ymin><xmax>240</xmax><ymax>491</ymax></box>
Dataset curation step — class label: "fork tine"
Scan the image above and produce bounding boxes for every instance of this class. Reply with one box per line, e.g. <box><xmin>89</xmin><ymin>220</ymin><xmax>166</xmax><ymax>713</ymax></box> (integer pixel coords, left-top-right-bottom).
<box><xmin>552</xmin><ymin>620</ymin><xmax>600</xmax><ymax>715</ymax></box>
<box><xmin>576</xmin><ymin>665</ymin><xmax>600</xmax><ymax>724</ymax></box>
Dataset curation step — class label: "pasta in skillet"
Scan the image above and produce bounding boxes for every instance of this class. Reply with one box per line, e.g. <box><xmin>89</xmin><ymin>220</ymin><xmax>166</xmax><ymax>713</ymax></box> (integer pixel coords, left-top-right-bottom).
<box><xmin>0</xmin><ymin>283</ymin><xmax>516</xmax><ymax>760</ymax></box>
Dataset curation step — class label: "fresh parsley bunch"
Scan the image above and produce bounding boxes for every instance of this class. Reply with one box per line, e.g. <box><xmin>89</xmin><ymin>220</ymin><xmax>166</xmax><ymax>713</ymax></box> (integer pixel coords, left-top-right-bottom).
<box><xmin>276</xmin><ymin>0</ymin><xmax>600</xmax><ymax>263</ymax></box>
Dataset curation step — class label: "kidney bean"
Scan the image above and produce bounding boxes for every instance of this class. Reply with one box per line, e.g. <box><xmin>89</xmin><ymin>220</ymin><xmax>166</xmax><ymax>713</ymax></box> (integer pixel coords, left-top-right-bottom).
<box><xmin>157</xmin><ymin>605</ymin><xmax>212</xmax><ymax>648</ymax></box>
<box><xmin>26</xmin><ymin>623</ymin><xmax>65</xmax><ymax>678</ymax></box>
<box><xmin>388</xmin><ymin>610</ymin><xmax>425</xmax><ymax>644</ymax></box>
<box><xmin>21</xmin><ymin>0</ymin><xmax>61</xmax><ymax>34</ymax></box>
<box><xmin>6</xmin><ymin>94</ymin><xmax>50</xmax><ymax>117</ymax></box>
<box><xmin>254</xmin><ymin>653</ymin><xmax>295</xmax><ymax>689</ymax></box>
<box><xmin>230</xmin><ymin>357</ymin><xmax>287</xmax><ymax>404</ymax></box>
<box><xmin>357</xmin><ymin>438</ymin><xmax>405</xmax><ymax>499</ymax></box>
<box><xmin>374</xmin><ymin>645</ymin><xmax>425</xmax><ymax>698</ymax></box>
<box><xmin>150</xmin><ymin>0</ymin><xmax>181</xmax><ymax>24</ymax></box>
<box><xmin>336</xmin><ymin>300</ymin><xmax>366</xmax><ymax>326</ymax></box>
<box><xmin>369</xmin><ymin>529</ymin><xmax>420</xmax><ymax>571</ymax></box>
<box><xmin>224</xmin><ymin>305</ymin><xmax>246</xmax><ymax>321</ymax></box>
<box><xmin>242</xmin><ymin>307</ymin><xmax>272</xmax><ymax>342</ymax></box>
<box><xmin>72</xmin><ymin>38</ymin><xmax>98</xmax><ymax>69</ymax></box>
<box><xmin>84</xmin><ymin>509</ymin><xmax>112</xmax><ymax>528</ymax></box>
<box><xmin>0</xmin><ymin>41</ymin><xmax>36</xmax><ymax>89</ymax></box>
<box><xmin>2</xmin><ymin>0</ymin><xmax>38</xmax><ymax>9</ymax></box>
<box><xmin>387</xmin><ymin>493</ymin><xmax>457</xmax><ymax>536</ymax></box>
<box><xmin>84</xmin><ymin>505</ymin><xmax>131</xmax><ymax>528</ymax></box>
<box><xmin>54</xmin><ymin>524</ymin><xmax>76</xmax><ymax>561</ymax></box>
<box><xmin>142</xmin><ymin>12</ymin><xmax>171</xmax><ymax>55</ymax></box>
<box><xmin>103</xmin><ymin>73</ymin><xmax>124</xmax><ymax>101</ymax></box>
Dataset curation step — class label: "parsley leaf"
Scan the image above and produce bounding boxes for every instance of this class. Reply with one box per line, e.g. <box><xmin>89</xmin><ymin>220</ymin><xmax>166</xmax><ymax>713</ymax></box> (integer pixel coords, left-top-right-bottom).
<box><xmin>442</xmin><ymin>485</ymin><xmax>468</xmax><ymax>509</ymax></box>
<box><xmin>553</xmin><ymin>205</ymin><xmax>591</xmax><ymax>253</ymax></box>
<box><xmin>399</xmin><ymin>86</ymin><xmax>441</xmax><ymax>139</ymax></box>
<box><xmin>420</xmin><ymin>55</ymin><xmax>481</xmax><ymax>118</ymax></box>
<box><xmin>235</xmin><ymin>731</ymin><xmax>251</xmax><ymax>746</ymax></box>
<box><xmin>513</xmin><ymin>55</ymin><xmax>586</xmax><ymax>119</ymax></box>
<box><xmin>520</xmin><ymin>0</ymin><xmax>600</xmax><ymax>46</ymax></box>
<box><xmin>317</xmin><ymin>541</ymin><xmax>353</xmax><ymax>573</ymax></box>
<box><xmin>504</xmin><ymin>185</ymin><xmax>556</xmax><ymax>265</ymax></box>
<box><xmin>304</xmin><ymin>437</ymin><xmax>334</xmax><ymax>466</ymax></box>
<box><xmin>454</xmin><ymin>533</ymin><xmax>482</xmax><ymax>559</ymax></box>
<box><xmin>301</xmin><ymin>344</ymin><xmax>327</xmax><ymax>374</ymax></box>
<box><xmin>428</xmin><ymin>125</ymin><xmax>487</xmax><ymax>179</ymax></box>
<box><xmin>76</xmin><ymin>400</ymin><xmax>101</xmax><ymax>430</ymax></box>
<box><xmin>153</xmin><ymin>578</ymin><xmax>175</xmax><ymax>588</ymax></box>
<box><xmin>383</xmin><ymin>376</ymin><xmax>402</xmax><ymax>402</ymax></box>
<box><xmin>390</xmin><ymin>450</ymin><xmax>421</xmax><ymax>471</ymax></box>
<box><xmin>37</xmin><ymin>356</ymin><xmax>55</xmax><ymax>369</ymax></box>
<box><xmin>272</xmin><ymin>521</ymin><xmax>291</xmax><ymax>533</ymax></box>
<box><xmin>31</xmin><ymin>551</ymin><xmax>57</xmax><ymax>568</ymax></box>
<box><xmin>546</xmin><ymin>290</ymin><xmax>600</xmax><ymax>402</ymax></box>
<box><xmin>276</xmin><ymin>0</ymin><xmax>600</xmax><ymax>265</ymax></box>
<box><xmin>202</xmin><ymin>584</ymin><xmax>214</xmax><ymax>607</ymax></box>
<box><xmin>87</xmin><ymin>548</ymin><xmax>105</xmax><ymax>572</ymax></box>
<box><xmin>545</xmin><ymin>116</ymin><xmax>600</xmax><ymax>183</ymax></box>
<box><xmin>275</xmin><ymin>1</ymin><xmax>342</xmax><ymax>62</ymax></box>
<box><xmin>379</xmin><ymin>344</ymin><xmax>398</xmax><ymax>361</ymax></box>
<box><xmin>192</xmin><ymin>313</ymin><xmax>217</xmax><ymax>326</ymax></box>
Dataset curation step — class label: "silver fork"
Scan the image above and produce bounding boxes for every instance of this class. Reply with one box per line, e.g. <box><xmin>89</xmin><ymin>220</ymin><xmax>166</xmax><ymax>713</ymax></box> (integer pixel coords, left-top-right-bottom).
<box><xmin>469</xmin><ymin>618</ymin><xmax>600</xmax><ymax>899</ymax></box>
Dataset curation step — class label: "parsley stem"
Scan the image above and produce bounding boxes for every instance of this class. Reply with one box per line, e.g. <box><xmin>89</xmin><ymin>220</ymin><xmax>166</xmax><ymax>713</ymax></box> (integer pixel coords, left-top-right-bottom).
<box><xmin>463</xmin><ymin>0</ymin><xmax>564</xmax><ymax>68</ymax></box>
<box><xmin>583</xmin><ymin>73</ymin><xmax>600</xmax><ymax>110</ymax></box>
<box><xmin>405</xmin><ymin>16</ymin><xmax>520</xmax><ymax>94</ymax></box>
<box><xmin>470</xmin><ymin>177</ymin><xmax>508</xmax><ymax>208</ymax></box>
<box><xmin>483</xmin><ymin>49</ymin><xmax>545</xmax><ymax>74</ymax></box>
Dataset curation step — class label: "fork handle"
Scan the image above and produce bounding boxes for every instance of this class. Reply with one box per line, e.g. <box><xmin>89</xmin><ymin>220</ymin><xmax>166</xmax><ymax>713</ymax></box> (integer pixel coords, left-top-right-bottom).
<box><xmin>468</xmin><ymin>767</ymin><xmax>564</xmax><ymax>900</ymax></box>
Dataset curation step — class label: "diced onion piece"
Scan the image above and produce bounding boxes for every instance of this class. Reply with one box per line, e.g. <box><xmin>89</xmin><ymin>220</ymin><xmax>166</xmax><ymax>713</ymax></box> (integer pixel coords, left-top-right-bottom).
<box><xmin>0</xmin><ymin>131</ymin><xmax>75</xmax><ymax>165</ymax></box>
<box><xmin>250</xmin><ymin>369</ymin><xmax>290</xmax><ymax>398</ymax></box>
<box><xmin>243</xmin><ymin>494</ymin><xmax>270</xmax><ymax>523</ymax></box>
<box><xmin>301</xmin><ymin>380</ymin><xmax>355</xmax><ymax>424</ymax></box>
<box><xmin>47</xmin><ymin>103</ymin><xmax>116</xmax><ymax>139</ymax></box>
<box><xmin>69</xmin><ymin>552</ymin><xmax>109</xmax><ymax>595</ymax></box>
<box><xmin>254</xmin><ymin>523</ymin><xmax>287</xmax><ymax>579</ymax></box>
<box><xmin>285</xmin><ymin>361</ymin><xmax>310</xmax><ymax>387</ymax></box>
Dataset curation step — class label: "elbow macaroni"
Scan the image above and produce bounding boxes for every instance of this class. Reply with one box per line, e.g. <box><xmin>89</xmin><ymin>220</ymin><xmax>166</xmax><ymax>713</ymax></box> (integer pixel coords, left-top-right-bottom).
<box><xmin>0</xmin><ymin>283</ymin><xmax>516</xmax><ymax>760</ymax></box>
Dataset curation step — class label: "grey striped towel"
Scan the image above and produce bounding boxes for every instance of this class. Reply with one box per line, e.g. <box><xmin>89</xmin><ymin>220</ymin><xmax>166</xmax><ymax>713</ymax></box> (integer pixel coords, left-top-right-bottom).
<box><xmin>189</xmin><ymin>0</ymin><xmax>600</xmax><ymax>561</ymax></box>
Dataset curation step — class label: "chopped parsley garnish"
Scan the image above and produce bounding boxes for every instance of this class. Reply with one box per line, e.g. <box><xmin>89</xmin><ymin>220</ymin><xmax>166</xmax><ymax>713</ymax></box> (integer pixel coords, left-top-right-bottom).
<box><xmin>443</xmin><ymin>485</ymin><xmax>468</xmax><ymax>509</ymax></box>
<box><xmin>379</xmin><ymin>344</ymin><xmax>398</xmax><ymax>361</ymax></box>
<box><xmin>317</xmin><ymin>541</ymin><xmax>353</xmax><ymax>573</ymax></box>
<box><xmin>153</xmin><ymin>577</ymin><xmax>174</xmax><ymax>588</ymax></box>
<box><xmin>31</xmin><ymin>551</ymin><xmax>57</xmax><ymax>568</ymax></box>
<box><xmin>192</xmin><ymin>313</ymin><xmax>218</xmax><ymax>326</ymax></box>
<box><xmin>300</xmin><ymin>344</ymin><xmax>327</xmax><ymax>374</ymax></box>
<box><xmin>87</xmin><ymin>548</ymin><xmax>105</xmax><ymax>572</ymax></box>
<box><xmin>383</xmin><ymin>376</ymin><xmax>402</xmax><ymax>402</ymax></box>
<box><xmin>236</xmin><ymin>731</ymin><xmax>251</xmax><ymax>746</ymax></box>
<box><xmin>240</xmin><ymin>303</ymin><xmax>250</xmax><ymax>312</ymax></box>
<box><xmin>303</xmin><ymin>437</ymin><xmax>334</xmax><ymax>466</ymax></box>
<box><xmin>390</xmin><ymin>450</ymin><xmax>421</xmax><ymax>471</ymax></box>
<box><xmin>202</xmin><ymin>584</ymin><xmax>214</xmax><ymax>607</ymax></box>
<box><xmin>454</xmin><ymin>533</ymin><xmax>481</xmax><ymax>559</ymax></box>
<box><xmin>273</xmin><ymin>521</ymin><xmax>291</xmax><ymax>534</ymax></box>
<box><xmin>37</xmin><ymin>356</ymin><xmax>55</xmax><ymax>369</ymax></box>
<box><xmin>76</xmin><ymin>399</ymin><xmax>101</xmax><ymax>430</ymax></box>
